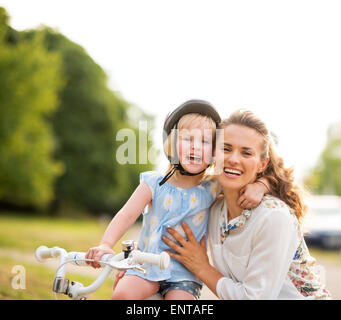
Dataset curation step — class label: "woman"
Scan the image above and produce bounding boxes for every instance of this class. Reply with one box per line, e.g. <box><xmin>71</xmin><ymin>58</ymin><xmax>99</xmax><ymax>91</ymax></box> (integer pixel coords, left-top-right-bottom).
<box><xmin>162</xmin><ymin>109</ymin><xmax>331</xmax><ymax>299</ymax></box>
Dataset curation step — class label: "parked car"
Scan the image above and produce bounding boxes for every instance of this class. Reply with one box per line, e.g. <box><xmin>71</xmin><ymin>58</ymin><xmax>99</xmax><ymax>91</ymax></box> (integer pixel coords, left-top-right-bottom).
<box><xmin>303</xmin><ymin>195</ymin><xmax>341</xmax><ymax>250</ymax></box>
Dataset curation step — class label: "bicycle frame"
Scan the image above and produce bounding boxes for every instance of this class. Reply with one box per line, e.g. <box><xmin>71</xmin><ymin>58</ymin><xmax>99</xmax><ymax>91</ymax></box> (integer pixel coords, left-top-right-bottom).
<box><xmin>35</xmin><ymin>240</ymin><xmax>170</xmax><ymax>300</ymax></box>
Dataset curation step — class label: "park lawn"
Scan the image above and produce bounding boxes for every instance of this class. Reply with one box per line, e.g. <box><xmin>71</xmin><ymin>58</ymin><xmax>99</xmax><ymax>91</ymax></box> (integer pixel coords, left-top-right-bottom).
<box><xmin>0</xmin><ymin>213</ymin><xmax>133</xmax><ymax>300</ymax></box>
<box><xmin>0</xmin><ymin>213</ymin><xmax>113</xmax><ymax>252</ymax></box>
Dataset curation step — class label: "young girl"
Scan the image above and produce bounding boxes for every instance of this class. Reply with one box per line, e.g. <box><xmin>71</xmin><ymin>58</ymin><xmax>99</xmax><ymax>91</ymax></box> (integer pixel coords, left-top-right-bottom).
<box><xmin>85</xmin><ymin>100</ymin><xmax>270</xmax><ymax>300</ymax></box>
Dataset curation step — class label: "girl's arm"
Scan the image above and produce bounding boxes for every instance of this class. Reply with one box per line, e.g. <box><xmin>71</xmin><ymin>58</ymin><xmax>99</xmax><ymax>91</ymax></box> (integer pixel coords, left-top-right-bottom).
<box><xmin>85</xmin><ymin>181</ymin><xmax>152</xmax><ymax>267</ymax></box>
<box><xmin>100</xmin><ymin>181</ymin><xmax>152</xmax><ymax>247</ymax></box>
<box><xmin>237</xmin><ymin>177</ymin><xmax>271</xmax><ymax>209</ymax></box>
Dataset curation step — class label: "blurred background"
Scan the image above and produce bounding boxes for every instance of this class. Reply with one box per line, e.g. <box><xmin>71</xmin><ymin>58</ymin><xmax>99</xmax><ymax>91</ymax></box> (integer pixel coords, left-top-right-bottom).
<box><xmin>0</xmin><ymin>0</ymin><xmax>340</xmax><ymax>300</ymax></box>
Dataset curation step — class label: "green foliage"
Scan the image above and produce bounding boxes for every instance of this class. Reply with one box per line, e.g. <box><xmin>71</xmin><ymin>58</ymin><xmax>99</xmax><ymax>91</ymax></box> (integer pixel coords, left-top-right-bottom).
<box><xmin>38</xmin><ymin>28</ymin><xmax>154</xmax><ymax>213</ymax></box>
<box><xmin>304</xmin><ymin>121</ymin><xmax>341</xmax><ymax>195</ymax></box>
<box><xmin>0</xmin><ymin>7</ymin><xmax>155</xmax><ymax>215</ymax></box>
<box><xmin>0</xmin><ymin>17</ymin><xmax>64</xmax><ymax>208</ymax></box>
<box><xmin>0</xmin><ymin>7</ymin><xmax>9</xmax><ymax>42</ymax></box>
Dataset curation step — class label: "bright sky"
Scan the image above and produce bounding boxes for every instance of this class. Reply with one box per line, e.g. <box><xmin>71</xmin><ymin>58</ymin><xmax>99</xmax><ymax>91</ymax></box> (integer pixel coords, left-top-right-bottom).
<box><xmin>1</xmin><ymin>0</ymin><xmax>341</xmax><ymax>181</ymax></box>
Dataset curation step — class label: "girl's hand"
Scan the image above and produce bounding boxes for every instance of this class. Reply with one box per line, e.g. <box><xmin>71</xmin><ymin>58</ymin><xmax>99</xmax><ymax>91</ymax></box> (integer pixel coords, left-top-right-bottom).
<box><xmin>162</xmin><ymin>222</ymin><xmax>210</xmax><ymax>277</ymax></box>
<box><xmin>85</xmin><ymin>244</ymin><xmax>115</xmax><ymax>269</ymax></box>
<box><xmin>238</xmin><ymin>180</ymin><xmax>268</xmax><ymax>209</ymax></box>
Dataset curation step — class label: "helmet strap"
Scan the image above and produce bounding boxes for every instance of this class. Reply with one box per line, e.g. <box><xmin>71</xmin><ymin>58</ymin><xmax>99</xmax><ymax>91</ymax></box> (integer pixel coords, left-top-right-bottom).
<box><xmin>158</xmin><ymin>163</ymin><xmax>207</xmax><ymax>186</ymax></box>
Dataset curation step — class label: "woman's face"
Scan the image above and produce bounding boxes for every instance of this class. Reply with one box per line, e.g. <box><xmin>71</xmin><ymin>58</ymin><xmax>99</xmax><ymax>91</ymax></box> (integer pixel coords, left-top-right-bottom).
<box><xmin>215</xmin><ymin>124</ymin><xmax>268</xmax><ymax>191</ymax></box>
<box><xmin>177</xmin><ymin>120</ymin><xmax>214</xmax><ymax>174</ymax></box>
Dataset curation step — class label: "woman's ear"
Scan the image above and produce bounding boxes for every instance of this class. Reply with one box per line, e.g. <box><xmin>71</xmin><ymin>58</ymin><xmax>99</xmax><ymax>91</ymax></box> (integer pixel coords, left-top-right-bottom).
<box><xmin>257</xmin><ymin>157</ymin><xmax>269</xmax><ymax>174</ymax></box>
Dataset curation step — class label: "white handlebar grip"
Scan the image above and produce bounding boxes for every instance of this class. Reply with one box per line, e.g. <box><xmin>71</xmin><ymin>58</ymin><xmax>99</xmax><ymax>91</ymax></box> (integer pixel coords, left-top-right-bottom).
<box><xmin>131</xmin><ymin>251</ymin><xmax>170</xmax><ymax>270</ymax></box>
<box><xmin>35</xmin><ymin>246</ymin><xmax>54</xmax><ymax>262</ymax></box>
<box><xmin>158</xmin><ymin>252</ymin><xmax>170</xmax><ymax>270</ymax></box>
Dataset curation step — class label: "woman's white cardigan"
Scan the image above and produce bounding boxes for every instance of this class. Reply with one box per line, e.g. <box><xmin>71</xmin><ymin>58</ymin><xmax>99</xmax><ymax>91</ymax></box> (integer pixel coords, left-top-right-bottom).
<box><xmin>208</xmin><ymin>196</ymin><xmax>307</xmax><ymax>300</ymax></box>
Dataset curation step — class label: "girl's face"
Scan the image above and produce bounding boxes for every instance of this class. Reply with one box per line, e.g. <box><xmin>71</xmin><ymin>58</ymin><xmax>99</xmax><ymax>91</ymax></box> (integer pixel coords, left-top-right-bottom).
<box><xmin>215</xmin><ymin>124</ymin><xmax>269</xmax><ymax>191</ymax></box>
<box><xmin>177</xmin><ymin>120</ymin><xmax>214</xmax><ymax>174</ymax></box>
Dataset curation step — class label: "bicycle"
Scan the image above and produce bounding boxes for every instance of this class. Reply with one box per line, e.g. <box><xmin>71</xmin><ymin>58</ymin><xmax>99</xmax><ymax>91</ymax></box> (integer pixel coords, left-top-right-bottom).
<box><xmin>35</xmin><ymin>240</ymin><xmax>170</xmax><ymax>300</ymax></box>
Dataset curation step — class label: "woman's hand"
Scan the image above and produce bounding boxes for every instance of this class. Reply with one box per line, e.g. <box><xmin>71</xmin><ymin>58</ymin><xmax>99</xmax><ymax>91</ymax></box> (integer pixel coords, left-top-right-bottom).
<box><xmin>162</xmin><ymin>221</ymin><xmax>210</xmax><ymax>277</ymax></box>
<box><xmin>85</xmin><ymin>244</ymin><xmax>115</xmax><ymax>268</ymax></box>
<box><xmin>163</xmin><ymin>221</ymin><xmax>225</xmax><ymax>296</ymax></box>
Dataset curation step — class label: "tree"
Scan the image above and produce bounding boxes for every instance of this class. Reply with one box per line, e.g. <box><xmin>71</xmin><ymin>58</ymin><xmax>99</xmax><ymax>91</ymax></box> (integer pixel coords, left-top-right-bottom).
<box><xmin>304</xmin><ymin>120</ymin><xmax>341</xmax><ymax>195</ymax></box>
<box><xmin>0</xmin><ymin>8</ymin><xmax>64</xmax><ymax>208</ymax></box>
<box><xmin>0</xmin><ymin>7</ymin><xmax>155</xmax><ymax>214</ymax></box>
<box><xmin>22</xmin><ymin>28</ymin><xmax>155</xmax><ymax>214</ymax></box>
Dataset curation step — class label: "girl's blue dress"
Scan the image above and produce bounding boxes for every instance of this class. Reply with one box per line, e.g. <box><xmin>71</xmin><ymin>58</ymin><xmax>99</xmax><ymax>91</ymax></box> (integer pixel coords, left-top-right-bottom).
<box><xmin>125</xmin><ymin>171</ymin><xmax>219</xmax><ymax>284</ymax></box>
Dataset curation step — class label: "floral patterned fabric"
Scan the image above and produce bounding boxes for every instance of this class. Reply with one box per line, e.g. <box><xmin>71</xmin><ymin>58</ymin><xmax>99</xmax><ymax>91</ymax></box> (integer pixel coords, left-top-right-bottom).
<box><xmin>287</xmin><ymin>209</ymin><xmax>331</xmax><ymax>299</ymax></box>
<box><xmin>219</xmin><ymin>207</ymin><xmax>252</xmax><ymax>244</ymax></box>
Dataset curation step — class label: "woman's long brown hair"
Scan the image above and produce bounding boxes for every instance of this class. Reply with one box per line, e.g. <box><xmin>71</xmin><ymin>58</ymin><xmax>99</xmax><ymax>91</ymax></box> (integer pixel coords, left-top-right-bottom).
<box><xmin>219</xmin><ymin>109</ymin><xmax>308</xmax><ymax>223</ymax></box>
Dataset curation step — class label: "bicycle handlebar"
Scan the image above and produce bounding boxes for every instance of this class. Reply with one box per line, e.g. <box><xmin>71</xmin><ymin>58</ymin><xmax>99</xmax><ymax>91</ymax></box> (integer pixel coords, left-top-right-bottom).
<box><xmin>35</xmin><ymin>246</ymin><xmax>170</xmax><ymax>270</ymax></box>
<box><xmin>35</xmin><ymin>243</ymin><xmax>170</xmax><ymax>300</ymax></box>
<box><xmin>129</xmin><ymin>250</ymin><xmax>170</xmax><ymax>270</ymax></box>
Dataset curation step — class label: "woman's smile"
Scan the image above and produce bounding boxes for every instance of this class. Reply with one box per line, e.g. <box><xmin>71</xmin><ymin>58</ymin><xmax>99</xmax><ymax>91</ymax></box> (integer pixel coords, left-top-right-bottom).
<box><xmin>223</xmin><ymin>167</ymin><xmax>244</xmax><ymax>179</ymax></box>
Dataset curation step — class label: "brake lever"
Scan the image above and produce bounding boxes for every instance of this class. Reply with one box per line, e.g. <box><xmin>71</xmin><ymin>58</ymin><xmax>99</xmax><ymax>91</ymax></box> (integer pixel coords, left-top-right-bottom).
<box><xmin>109</xmin><ymin>257</ymin><xmax>146</xmax><ymax>274</ymax></box>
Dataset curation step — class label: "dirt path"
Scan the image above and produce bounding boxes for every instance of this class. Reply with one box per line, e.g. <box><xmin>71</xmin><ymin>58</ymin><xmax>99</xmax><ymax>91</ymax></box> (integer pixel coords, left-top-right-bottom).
<box><xmin>0</xmin><ymin>247</ymin><xmax>104</xmax><ymax>277</ymax></box>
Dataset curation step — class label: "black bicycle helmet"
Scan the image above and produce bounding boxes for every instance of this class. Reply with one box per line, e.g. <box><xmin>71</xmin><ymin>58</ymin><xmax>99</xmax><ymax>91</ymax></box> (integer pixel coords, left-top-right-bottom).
<box><xmin>163</xmin><ymin>99</ymin><xmax>221</xmax><ymax>141</ymax></box>
<box><xmin>159</xmin><ymin>99</ymin><xmax>221</xmax><ymax>186</ymax></box>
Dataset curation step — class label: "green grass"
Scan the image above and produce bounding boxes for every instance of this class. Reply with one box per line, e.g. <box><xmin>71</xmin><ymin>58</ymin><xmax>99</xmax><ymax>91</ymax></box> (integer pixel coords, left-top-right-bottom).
<box><xmin>0</xmin><ymin>213</ymin><xmax>113</xmax><ymax>252</ymax></box>
<box><xmin>0</xmin><ymin>212</ymin><xmax>134</xmax><ymax>300</ymax></box>
<box><xmin>309</xmin><ymin>248</ymin><xmax>341</xmax><ymax>266</ymax></box>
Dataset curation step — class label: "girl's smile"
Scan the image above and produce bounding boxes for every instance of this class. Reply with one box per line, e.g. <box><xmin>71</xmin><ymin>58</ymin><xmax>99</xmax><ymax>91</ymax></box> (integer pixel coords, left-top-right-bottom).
<box><xmin>177</xmin><ymin>120</ymin><xmax>214</xmax><ymax>174</ymax></box>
